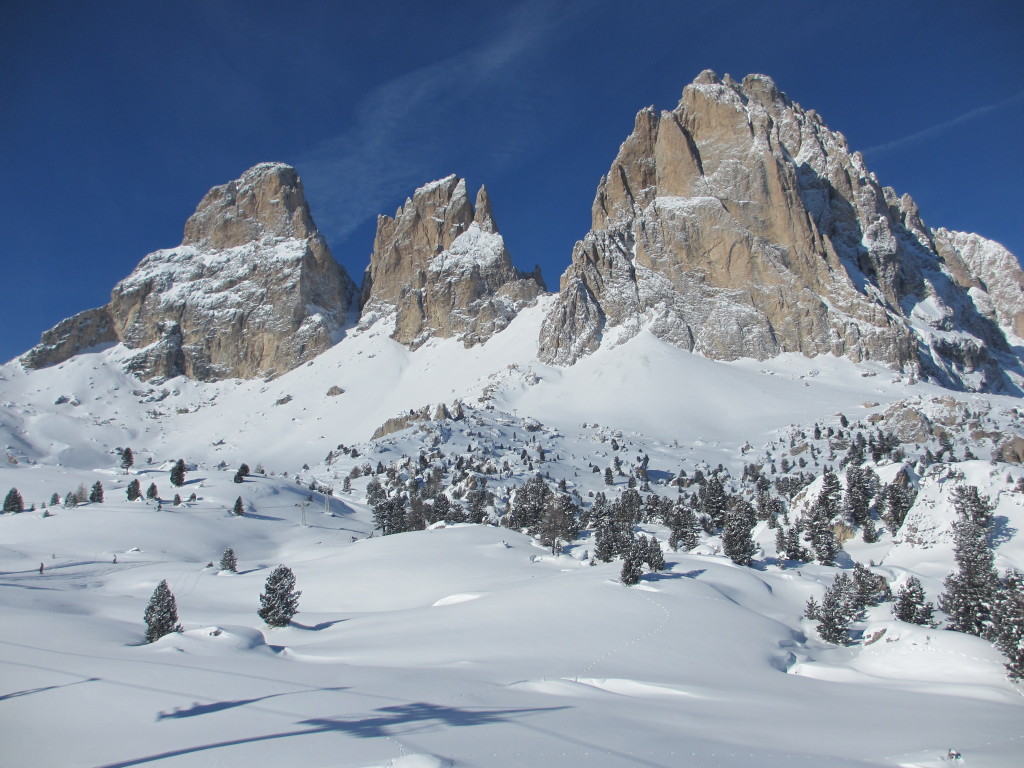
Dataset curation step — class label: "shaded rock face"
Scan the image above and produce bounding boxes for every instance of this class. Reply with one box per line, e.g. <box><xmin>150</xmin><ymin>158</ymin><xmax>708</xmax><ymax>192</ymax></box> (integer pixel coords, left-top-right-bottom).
<box><xmin>360</xmin><ymin>175</ymin><xmax>545</xmax><ymax>348</ymax></box>
<box><xmin>539</xmin><ymin>70</ymin><xmax>1024</xmax><ymax>393</ymax></box>
<box><xmin>23</xmin><ymin>163</ymin><xmax>357</xmax><ymax>381</ymax></box>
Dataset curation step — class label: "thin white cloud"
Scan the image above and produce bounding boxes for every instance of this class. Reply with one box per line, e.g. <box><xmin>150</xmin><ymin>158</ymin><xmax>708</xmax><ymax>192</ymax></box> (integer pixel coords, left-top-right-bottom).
<box><xmin>863</xmin><ymin>89</ymin><xmax>1024</xmax><ymax>155</ymax></box>
<box><xmin>296</xmin><ymin>1</ymin><xmax>576</xmax><ymax>247</ymax></box>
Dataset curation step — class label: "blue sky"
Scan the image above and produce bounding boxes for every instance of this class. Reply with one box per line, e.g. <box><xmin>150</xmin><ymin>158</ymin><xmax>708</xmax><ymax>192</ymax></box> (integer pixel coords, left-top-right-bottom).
<box><xmin>3</xmin><ymin>0</ymin><xmax>1023</xmax><ymax>363</ymax></box>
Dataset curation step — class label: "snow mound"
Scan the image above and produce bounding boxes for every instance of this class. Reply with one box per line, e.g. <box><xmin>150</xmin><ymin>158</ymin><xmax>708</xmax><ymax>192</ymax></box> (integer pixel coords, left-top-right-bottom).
<box><xmin>431</xmin><ymin>593</ymin><xmax>482</xmax><ymax>606</ymax></box>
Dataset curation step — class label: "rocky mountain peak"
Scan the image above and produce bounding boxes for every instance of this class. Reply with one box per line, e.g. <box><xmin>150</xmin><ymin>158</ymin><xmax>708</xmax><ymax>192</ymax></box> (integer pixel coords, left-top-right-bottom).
<box><xmin>539</xmin><ymin>71</ymin><xmax>1024</xmax><ymax>393</ymax></box>
<box><xmin>182</xmin><ymin>162</ymin><xmax>316</xmax><ymax>250</ymax></box>
<box><xmin>360</xmin><ymin>175</ymin><xmax>545</xmax><ymax>348</ymax></box>
<box><xmin>23</xmin><ymin>163</ymin><xmax>356</xmax><ymax>381</ymax></box>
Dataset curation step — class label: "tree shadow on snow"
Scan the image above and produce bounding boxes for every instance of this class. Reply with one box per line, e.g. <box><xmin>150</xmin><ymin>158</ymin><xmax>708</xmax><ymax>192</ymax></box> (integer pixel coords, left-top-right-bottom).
<box><xmin>289</xmin><ymin>619</ymin><xmax>347</xmax><ymax>631</ymax></box>
<box><xmin>98</xmin><ymin>702</ymin><xmax>569</xmax><ymax>767</ymax></box>
<box><xmin>0</xmin><ymin>677</ymin><xmax>99</xmax><ymax>701</ymax></box>
<box><xmin>990</xmin><ymin>515</ymin><xmax>1017</xmax><ymax>548</ymax></box>
<box><xmin>156</xmin><ymin>686</ymin><xmax>349</xmax><ymax>720</ymax></box>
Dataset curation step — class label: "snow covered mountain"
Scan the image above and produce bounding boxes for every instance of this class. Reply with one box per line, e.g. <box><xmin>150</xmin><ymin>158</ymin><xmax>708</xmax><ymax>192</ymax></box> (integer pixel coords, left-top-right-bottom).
<box><xmin>21</xmin><ymin>163</ymin><xmax>357</xmax><ymax>382</ymax></box>
<box><xmin>360</xmin><ymin>174</ymin><xmax>546</xmax><ymax>349</ymax></box>
<box><xmin>3</xmin><ymin>72</ymin><xmax>1024</xmax><ymax>767</ymax></box>
<box><xmin>539</xmin><ymin>71</ymin><xmax>1024</xmax><ymax>394</ymax></box>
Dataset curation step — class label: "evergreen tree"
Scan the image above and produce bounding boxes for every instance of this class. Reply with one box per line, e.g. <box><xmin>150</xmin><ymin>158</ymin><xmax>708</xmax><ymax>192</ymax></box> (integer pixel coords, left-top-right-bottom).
<box><xmin>851</xmin><ymin>562</ymin><xmax>891</xmax><ymax>609</ymax></box>
<box><xmin>810</xmin><ymin>572</ymin><xmax>858</xmax><ymax>645</ymax></box>
<box><xmin>950</xmin><ymin>485</ymin><xmax>993</xmax><ymax>527</ymax></box>
<box><xmin>722</xmin><ymin>500</ymin><xmax>756</xmax><ymax>566</ymax></box>
<box><xmin>991</xmin><ymin>570</ymin><xmax>1024</xmax><ymax>679</ymax></box>
<box><xmin>258</xmin><ymin>565</ymin><xmax>300</xmax><ymax>627</ymax></box>
<box><xmin>668</xmin><ymin>500</ymin><xmax>699</xmax><ymax>552</ymax></box>
<box><xmin>64</xmin><ymin>490</ymin><xmax>78</xmax><ymax>508</ymax></box>
<box><xmin>782</xmin><ymin>522</ymin><xmax>810</xmax><ymax>563</ymax></box>
<box><xmin>233</xmin><ymin>470</ymin><xmax>245</xmax><ymax>483</ymax></box>
<box><xmin>939</xmin><ymin>516</ymin><xmax>999</xmax><ymax>637</ymax></box>
<box><xmin>120</xmin><ymin>447</ymin><xmax>134</xmax><ymax>471</ymax></box>
<box><xmin>806</xmin><ymin>469</ymin><xmax>842</xmax><ymax>565</ymax></box>
<box><xmin>219</xmin><ymin>547</ymin><xmax>237</xmax><ymax>572</ymax></box>
<box><xmin>237</xmin><ymin>463</ymin><xmax>250</xmax><ymax>478</ymax></box>
<box><xmin>646</xmin><ymin>535</ymin><xmax>665</xmax><ymax>571</ymax></box>
<box><xmin>144</xmin><ymin>580</ymin><xmax>182</xmax><ymax>643</ymax></box>
<box><xmin>539</xmin><ymin>493</ymin><xmax>579</xmax><ymax>554</ymax></box>
<box><xmin>881</xmin><ymin>480</ymin><xmax>914</xmax><ymax>533</ymax></box>
<box><xmin>146</xmin><ymin>483</ymin><xmax>159</xmax><ymax>500</ymax></box>
<box><xmin>233</xmin><ymin>496</ymin><xmax>245</xmax><ymax>516</ymax></box>
<box><xmin>593</xmin><ymin>517</ymin><xmax>616</xmax><ymax>563</ymax></box>
<box><xmin>89</xmin><ymin>481</ymin><xmax>104</xmax><ymax>504</ymax></box>
<box><xmin>3</xmin><ymin>488</ymin><xmax>24</xmax><ymax>513</ymax></box>
<box><xmin>615</xmin><ymin>487</ymin><xmax>643</xmax><ymax>525</ymax></box>
<box><xmin>893</xmin><ymin>576</ymin><xmax>934</xmax><ymax>625</ymax></box>
<box><xmin>843</xmin><ymin>466</ymin><xmax>871</xmax><ymax>528</ymax></box>
<box><xmin>49</xmin><ymin>492</ymin><xmax>60</xmax><ymax>506</ymax></box>
<box><xmin>170</xmin><ymin>459</ymin><xmax>186</xmax><ymax>488</ymax></box>
<box><xmin>700</xmin><ymin>476</ymin><xmax>729</xmax><ymax>528</ymax></box>
<box><xmin>507</xmin><ymin>474</ymin><xmax>552</xmax><ymax>533</ymax></box>
<box><xmin>126</xmin><ymin>479</ymin><xmax>141</xmax><ymax>501</ymax></box>
<box><xmin>619</xmin><ymin>540</ymin><xmax>644</xmax><ymax>586</ymax></box>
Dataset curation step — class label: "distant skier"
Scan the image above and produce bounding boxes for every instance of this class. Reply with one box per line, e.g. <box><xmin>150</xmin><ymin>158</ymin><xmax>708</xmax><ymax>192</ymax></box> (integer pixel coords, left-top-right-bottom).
<box><xmin>39</xmin><ymin>562</ymin><xmax>44</xmax><ymax>574</ymax></box>
<box><xmin>112</xmin><ymin>555</ymin><xmax>118</xmax><ymax>564</ymax></box>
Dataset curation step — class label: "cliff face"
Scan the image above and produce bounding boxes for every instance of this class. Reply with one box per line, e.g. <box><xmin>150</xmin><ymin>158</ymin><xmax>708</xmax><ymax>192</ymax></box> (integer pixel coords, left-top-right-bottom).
<box><xmin>360</xmin><ymin>175</ymin><xmax>545</xmax><ymax>348</ymax></box>
<box><xmin>23</xmin><ymin>163</ymin><xmax>357</xmax><ymax>381</ymax></box>
<box><xmin>538</xmin><ymin>71</ymin><xmax>1024</xmax><ymax>392</ymax></box>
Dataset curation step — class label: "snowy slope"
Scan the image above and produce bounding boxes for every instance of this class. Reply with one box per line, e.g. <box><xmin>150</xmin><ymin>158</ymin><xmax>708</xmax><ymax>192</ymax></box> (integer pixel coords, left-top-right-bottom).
<box><xmin>3</xmin><ymin>300</ymin><xmax>1024</xmax><ymax>767</ymax></box>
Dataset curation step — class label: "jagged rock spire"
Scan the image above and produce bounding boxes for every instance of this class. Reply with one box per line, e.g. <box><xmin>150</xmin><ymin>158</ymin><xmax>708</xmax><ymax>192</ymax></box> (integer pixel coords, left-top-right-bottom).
<box><xmin>360</xmin><ymin>174</ymin><xmax>545</xmax><ymax>348</ymax></box>
<box><xmin>23</xmin><ymin>163</ymin><xmax>357</xmax><ymax>381</ymax></box>
<box><xmin>538</xmin><ymin>70</ymin><xmax>1024</xmax><ymax>393</ymax></box>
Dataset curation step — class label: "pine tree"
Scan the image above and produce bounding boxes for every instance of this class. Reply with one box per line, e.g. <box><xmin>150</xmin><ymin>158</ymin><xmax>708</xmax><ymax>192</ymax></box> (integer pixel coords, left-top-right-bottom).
<box><xmin>258</xmin><ymin>565</ymin><xmax>300</xmax><ymax>627</ymax></box>
<box><xmin>722</xmin><ymin>500</ymin><xmax>756</xmax><ymax>566</ymax></box>
<box><xmin>233</xmin><ymin>497</ymin><xmax>245</xmax><ymax>516</ymax></box>
<box><xmin>219</xmin><ymin>547</ymin><xmax>237</xmax><ymax>572</ymax></box>
<box><xmin>89</xmin><ymin>481</ymin><xmax>104</xmax><ymax>504</ymax></box>
<box><xmin>120</xmin><ymin>447</ymin><xmax>134</xmax><ymax>471</ymax></box>
<box><xmin>170</xmin><ymin>459</ymin><xmax>186</xmax><ymax>488</ymax></box>
<box><xmin>602</xmin><ymin>466</ymin><xmax>614</xmax><ymax>485</ymax></box>
<box><xmin>593</xmin><ymin>517</ymin><xmax>616</xmax><ymax>562</ymax></box>
<box><xmin>881</xmin><ymin>480</ymin><xmax>914</xmax><ymax>532</ymax></box>
<box><xmin>812</xmin><ymin>572</ymin><xmax>858</xmax><ymax>645</ymax></box>
<box><xmin>843</xmin><ymin>466</ymin><xmax>871</xmax><ymax>528</ymax></box>
<box><xmin>700</xmin><ymin>476</ymin><xmax>728</xmax><ymax>529</ymax></box>
<box><xmin>950</xmin><ymin>485</ymin><xmax>992</xmax><ymax>527</ymax></box>
<box><xmin>807</xmin><ymin>469</ymin><xmax>841</xmax><ymax>565</ymax></box>
<box><xmin>4</xmin><ymin>488</ymin><xmax>24</xmax><ymax>513</ymax></box>
<box><xmin>991</xmin><ymin>570</ymin><xmax>1024</xmax><ymax>679</ymax></box>
<box><xmin>668</xmin><ymin>500</ymin><xmax>699</xmax><ymax>552</ymax></box>
<box><xmin>939</xmin><ymin>516</ymin><xmax>999</xmax><ymax>637</ymax></box>
<box><xmin>540</xmin><ymin>493</ymin><xmax>579</xmax><ymax>554</ymax></box>
<box><xmin>893</xmin><ymin>576</ymin><xmax>934</xmax><ymax>625</ymax></box>
<box><xmin>144</xmin><ymin>580</ymin><xmax>182</xmax><ymax>643</ymax></box>
<box><xmin>146</xmin><ymin>483</ymin><xmax>159</xmax><ymax>500</ymax></box>
<box><xmin>851</xmin><ymin>562</ymin><xmax>891</xmax><ymax>609</ymax></box>
<box><xmin>619</xmin><ymin>540</ymin><xmax>644</xmax><ymax>586</ymax></box>
<box><xmin>646</xmin><ymin>535</ymin><xmax>665</xmax><ymax>571</ymax></box>
<box><xmin>126</xmin><ymin>479</ymin><xmax>141</xmax><ymax>501</ymax></box>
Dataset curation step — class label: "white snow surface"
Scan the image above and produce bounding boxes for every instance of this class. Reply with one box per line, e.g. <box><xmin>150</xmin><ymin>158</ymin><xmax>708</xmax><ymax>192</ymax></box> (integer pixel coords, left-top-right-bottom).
<box><xmin>3</xmin><ymin>302</ymin><xmax>1024</xmax><ymax>767</ymax></box>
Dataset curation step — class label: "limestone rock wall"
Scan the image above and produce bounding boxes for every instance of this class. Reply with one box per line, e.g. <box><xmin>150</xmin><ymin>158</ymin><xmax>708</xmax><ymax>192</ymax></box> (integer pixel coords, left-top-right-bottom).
<box><xmin>23</xmin><ymin>163</ymin><xmax>357</xmax><ymax>381</ymax></box>
<box><xmin>538</xmin><ymin>70</ymin><xmax>1024</xmax><ymax>393</ymax></box>
<box><xmin>360</xmin><ymin>175</ymin><xmax>545</xmax><ymax>348</ymax></box>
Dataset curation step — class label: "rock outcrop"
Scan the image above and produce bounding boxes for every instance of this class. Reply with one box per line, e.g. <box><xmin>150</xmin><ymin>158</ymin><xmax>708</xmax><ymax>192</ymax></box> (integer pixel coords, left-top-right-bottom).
<box><xmin>360</xmin><ymin>175</ymin><xmax>545</xmax><ymax>348</ymax></box>
<box><xmin>538</xmin><ymin>70</ymin><xmax>1024</xmax><ymax>393</ymax></box>
<box><xmin>23</xmin><ymin>163</ymin><xmax>357</xmax><ymax>381</ymax></box>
